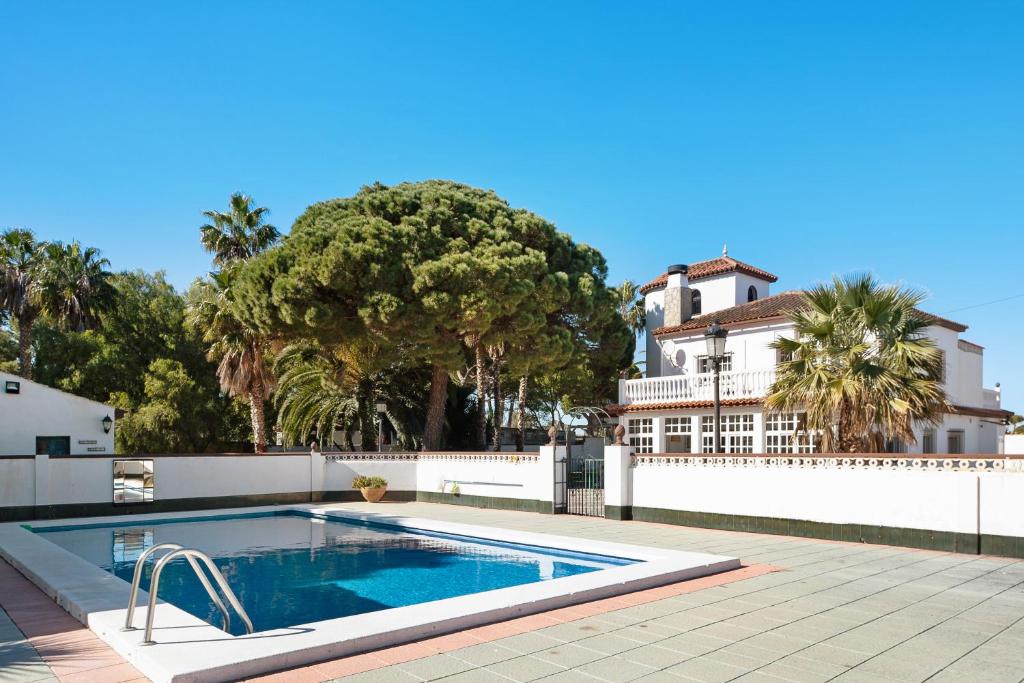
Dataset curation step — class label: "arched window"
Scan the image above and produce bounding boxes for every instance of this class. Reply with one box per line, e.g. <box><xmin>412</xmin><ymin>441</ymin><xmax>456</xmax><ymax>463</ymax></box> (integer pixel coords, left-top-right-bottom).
<box><xmin>747</xmin><ymin>285</ymin><xmax>758</xmax><ymax>302</ymax></box>
<box><xmin>691</xmin><ymin>289</ymin><xmax>702</xmax><ymax>315</ymax></box>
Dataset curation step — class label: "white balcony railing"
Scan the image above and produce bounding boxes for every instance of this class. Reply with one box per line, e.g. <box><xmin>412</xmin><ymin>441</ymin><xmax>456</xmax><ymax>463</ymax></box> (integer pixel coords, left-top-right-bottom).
<box><xmin>620</xmin><ymin>369</ymin><xmax>777</xmax><ymax>406</ymax></box>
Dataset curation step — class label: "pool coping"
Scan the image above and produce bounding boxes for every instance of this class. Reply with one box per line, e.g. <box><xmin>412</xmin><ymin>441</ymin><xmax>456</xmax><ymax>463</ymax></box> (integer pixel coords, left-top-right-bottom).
<box><xmin>0</xmin><ymin>504</ymin><xmax>740</xmax><ymax>683</ymax></box>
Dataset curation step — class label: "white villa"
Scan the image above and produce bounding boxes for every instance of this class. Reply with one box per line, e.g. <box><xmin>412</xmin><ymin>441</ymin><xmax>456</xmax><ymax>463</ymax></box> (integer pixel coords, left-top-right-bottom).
<box><xmin>614</xmin><ymin>249</ymin><xmax>1010</xmax><ymax>455</ymax></box>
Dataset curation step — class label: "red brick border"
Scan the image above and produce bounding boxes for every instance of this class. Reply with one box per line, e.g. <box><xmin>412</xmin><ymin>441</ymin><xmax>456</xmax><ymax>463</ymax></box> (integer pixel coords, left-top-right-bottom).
<box><xmin>0</xmin><ymin>554</ymin><xmax>776</xmax><ymax>682</ymax></box>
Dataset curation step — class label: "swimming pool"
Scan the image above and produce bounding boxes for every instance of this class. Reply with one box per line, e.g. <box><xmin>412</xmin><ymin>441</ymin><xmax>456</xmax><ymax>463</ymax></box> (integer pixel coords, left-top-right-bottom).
<box><xmin>1</xmin><ymin>505</ymin><xmax>739</xmax><ymax>682</ymax></box>
<box><xmin>36</xmin><ymin>510</ymin><xmax>633</xmax><ymax>634</ymax></box>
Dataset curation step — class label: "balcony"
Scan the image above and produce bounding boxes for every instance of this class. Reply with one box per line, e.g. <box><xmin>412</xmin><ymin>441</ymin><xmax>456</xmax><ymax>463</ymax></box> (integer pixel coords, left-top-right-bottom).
<box><xmin>619</xmin><ymin>369</ymin><xmax>777</xmax><ymax>407</ymax></box>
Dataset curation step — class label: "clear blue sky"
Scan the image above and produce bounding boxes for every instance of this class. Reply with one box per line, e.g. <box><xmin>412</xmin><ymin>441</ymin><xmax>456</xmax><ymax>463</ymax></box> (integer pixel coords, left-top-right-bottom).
<box><xmin>2</xmin><ymin>2</ymin><xmax>1022</xmax><ymax>412</ymax></box>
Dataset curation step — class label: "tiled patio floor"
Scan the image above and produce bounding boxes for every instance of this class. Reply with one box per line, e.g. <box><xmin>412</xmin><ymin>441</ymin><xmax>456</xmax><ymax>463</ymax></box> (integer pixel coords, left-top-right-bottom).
<box><xmin>4</xmin><ymin>502</ymin><xmax>1024</xmax><ymax>682</ymax></box>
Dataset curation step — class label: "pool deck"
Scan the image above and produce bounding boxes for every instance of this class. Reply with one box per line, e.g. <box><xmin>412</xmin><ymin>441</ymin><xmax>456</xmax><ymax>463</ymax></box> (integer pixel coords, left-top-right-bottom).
<box><xmin>3</xmin><ymin>501</ymin><xmax>1024</xmax><ymax>682</ymax></box>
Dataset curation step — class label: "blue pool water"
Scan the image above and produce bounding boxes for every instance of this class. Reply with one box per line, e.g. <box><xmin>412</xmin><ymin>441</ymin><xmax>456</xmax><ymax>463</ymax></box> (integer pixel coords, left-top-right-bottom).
<box><xmin>34</xmin><ymin>511</ymin><xmax>634</xmax><ymax>634</ymax></box>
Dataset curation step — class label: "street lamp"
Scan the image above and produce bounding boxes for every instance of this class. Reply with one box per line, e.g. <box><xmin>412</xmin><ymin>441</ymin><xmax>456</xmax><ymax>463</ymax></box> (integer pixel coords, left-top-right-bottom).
<box><xmin>704</xmin><ymin>319</ymin><xmax>728</xmax><ymax>454</ymax></box>
<box><xmin>375</xmin><ymin>401</ymin><xmax>387</xmax><ymax>453</ymax></box>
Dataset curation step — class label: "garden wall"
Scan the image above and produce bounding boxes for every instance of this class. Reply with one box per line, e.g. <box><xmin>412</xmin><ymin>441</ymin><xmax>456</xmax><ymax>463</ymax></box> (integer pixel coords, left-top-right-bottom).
<box><xmin>606</xmin><ymin>446</ymin><xmax>1024</xmax><ymax>557</ymax></box>
<box><xmin>0</xmin><ymin>448</ymin><xmax>560</xmax><ymax>521</ymax></box>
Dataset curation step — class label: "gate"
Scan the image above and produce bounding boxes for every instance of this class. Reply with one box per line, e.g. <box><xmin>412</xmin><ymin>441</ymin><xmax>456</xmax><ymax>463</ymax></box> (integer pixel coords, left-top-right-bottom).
<box><xmin>567</xmin><ymin>457</ymin><xmax>604</xmax><ymax>516</ymax></box>
<box><xmin>556</xmin><ymin>406</ymin><xmax>612</xmax><ymax>517</ymax></box>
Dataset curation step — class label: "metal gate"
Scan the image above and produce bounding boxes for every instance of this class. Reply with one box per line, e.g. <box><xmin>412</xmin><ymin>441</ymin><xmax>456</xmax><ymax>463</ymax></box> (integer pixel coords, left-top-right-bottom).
<box><xmin>567</xmin><ymin>456</ymin><xmax>604</xmax><ymax>516</ymax></box>
<box><xmin>555</xmin><ymin>406</ymin><xmax>611</xmax><ymax>517</ymax></box>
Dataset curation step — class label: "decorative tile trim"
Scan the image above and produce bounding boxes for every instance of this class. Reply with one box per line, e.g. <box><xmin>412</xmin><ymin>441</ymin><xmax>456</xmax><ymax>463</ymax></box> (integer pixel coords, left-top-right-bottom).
<box><xmin>418</xmin><ymin>452</ymin><xmax>539</xmax><ymax>463</ymax></box>
<box><xmin>325</xmin><ymin>453</ymin><xmax>419</xmax><ymax>462</ymax></box>
<box><xmin>631</xmin><ymin>454</ymin><xmax>1024</xmax><ymax>472</ymax></box>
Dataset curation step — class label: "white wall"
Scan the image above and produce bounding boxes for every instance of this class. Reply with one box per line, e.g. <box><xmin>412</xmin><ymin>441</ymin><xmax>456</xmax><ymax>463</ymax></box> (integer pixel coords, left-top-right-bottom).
<box><xmin>979</xmin><ymin>473</ymin><xmax>1024</xmax><ymax>538</ymax></box>
<box><xmin>0</xmin><ymin>372</ymin><xmax>115</xmax><ymax>456</ymax></box>
<box><xmin>416</xmin><ymin>454</ymin><xmax>549</xmax><ymax>502</ymax></box>
<box><xmin>688</xmin><ymin>273</ymin><xmax>736</xmax><ymax>317</ymax></box>
<box><xmin>1005</xmin><ymin>434</ymin><xmax>1024</xmax><ymax>455</ymax></box>
<box><xmin>656</xmin><ymin>321</ymin><xmax>792</xmax><ymax>378</ymax></box>
<box><xmin>0</xmin><ymin>459</ymin><xmax>35</xmax><ymax>507</ymax></box>
<box><xmin>644</xmin><ymin>289</ymin><xmax>664</xmax><ymax>377</ymax></box>
<box><xmin>324</xmin><ymin>458</ymin><xmax>418</xmax><ymax>492</ymax></box>
<box><xmin>631</xmin><ymin>462</ymin><xmax>979</xmax><ymax>533</ymax></box>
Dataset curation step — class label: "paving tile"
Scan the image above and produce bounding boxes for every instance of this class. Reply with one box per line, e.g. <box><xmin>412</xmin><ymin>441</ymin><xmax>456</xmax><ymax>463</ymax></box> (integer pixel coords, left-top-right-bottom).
<box><xmin>447</xmin><ymin>642</ymin><xmax>520</xmax><ymax>667</ymax></box>
<box><xmin>485</xmin><ymin>654</ymin><xmax>566</xmax><ymax>681</ymax></box>
<box><xmin>532</xmin><ymin>643</ymin><xmax>608</xmax><ymax>669</ymax></box>
<box><xmin>397</xmin><ymin>653</ymin><xmax>475</xmax><ymax>680</ymax></box>
<box><xmin>330</xmin><ymin>666</ymin><xmax>420</xmax><ymax>682</ymax></box>
<box><xmin>573</xmin><ymin>654</ymin><xmax>657</xmax><ymax>681</ymax></box>
<box><xmin>665</xmin><ymin>655</ymin><xmax>753</xmax><ymax>682</ymax></box>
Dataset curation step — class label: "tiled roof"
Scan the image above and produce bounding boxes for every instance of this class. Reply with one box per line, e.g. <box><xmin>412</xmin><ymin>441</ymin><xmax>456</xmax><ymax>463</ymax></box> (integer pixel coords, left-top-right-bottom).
<box><xmin>652</xmin><ymin>291</ymin><xmax>968</xmax><ymax>335</ymax></box>
<box><xmin>639</xmin><ymin>256</ymin><xmax>779</xmax><ymax>294</ymax></box>
<box><xmin>606</xmin><ymin>398</ymin><xmax>763</xmax><ymax>415</ymax></box>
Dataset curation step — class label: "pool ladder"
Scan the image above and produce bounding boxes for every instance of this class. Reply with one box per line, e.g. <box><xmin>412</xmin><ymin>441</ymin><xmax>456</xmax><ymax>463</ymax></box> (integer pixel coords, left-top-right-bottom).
<box><xmin>122</xmin><ymin>543</ymin><xmax>253</xmax><ymax>645</ymax></box>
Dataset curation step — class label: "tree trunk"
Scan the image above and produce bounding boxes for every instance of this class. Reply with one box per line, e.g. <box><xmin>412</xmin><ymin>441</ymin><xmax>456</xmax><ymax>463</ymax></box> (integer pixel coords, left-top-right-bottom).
<box><xmin>491</xmin><ymin>360</ymin><xmax>503</xmax><ymax>451</ymax></box>
<box><xmin>355</xmin><ymin>378</ymin><xmax>376</xmax><ymax>451</ymax></box>
<box><xmin>16</xmin><ymin>314</ymin><xmax>34</xmax><ymax>379</ymax></box>
<box><xmin>423</xmin><ymin>363</ymin><xmax>448</xmax><ymax>451</ymax></box>
<box><xmin>515</xmin><ymin>375</ymin><xmax>528</xmax><ymax>451</ymax></box>
<box><xmin>475</xmin><ymin>343</ymin><xmax>488</xmax><ymax>450</ymax></box>
<box><xmin>248</xmin><ymin>380</ymin><xmax>267</xmax><ymax>453</ymax></box>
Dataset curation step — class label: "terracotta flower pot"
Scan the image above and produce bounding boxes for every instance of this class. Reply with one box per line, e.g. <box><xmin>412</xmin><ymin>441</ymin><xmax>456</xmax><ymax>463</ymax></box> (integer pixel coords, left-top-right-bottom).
<box><xmin>360</xmin><ymin>486</ymin><xmax>387</xmax><ymax>503</ymax></box>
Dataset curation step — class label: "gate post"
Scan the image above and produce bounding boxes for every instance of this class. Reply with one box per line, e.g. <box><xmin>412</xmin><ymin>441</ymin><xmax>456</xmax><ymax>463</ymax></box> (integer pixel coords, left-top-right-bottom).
<box><xmin>539</xmin><ymin>445</ymin><xmax>566</xmax><ymax>514</ymax></box>
<box><xmin>604</xmin><ymin>443</ymin><xmax>632</xmax><ymax>520</ymax></box>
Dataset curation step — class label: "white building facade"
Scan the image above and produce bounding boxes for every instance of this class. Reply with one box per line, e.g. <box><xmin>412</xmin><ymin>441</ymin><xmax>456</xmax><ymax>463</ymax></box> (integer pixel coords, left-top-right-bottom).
<box><xmin>617</xmin><ymin>251</ymin><xmax>1009</xmax><ymax>455</ymax></box>
<box><xmin>0</xmin><ymin>372</ymin><xmax>116</xmax><ymax>456</ymax></box>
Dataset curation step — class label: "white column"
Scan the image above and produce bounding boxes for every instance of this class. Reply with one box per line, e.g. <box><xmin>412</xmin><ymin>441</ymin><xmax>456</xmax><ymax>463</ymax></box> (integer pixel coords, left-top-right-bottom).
<box><xmin>604</xmin><ymin>444</ymin><xmax>632</xmax><ymax>519</ymax></box>
<box><xmin>34</xmin><ymin>452</ymin><xmax>49</xmax><ymax>509</ymax></box>
<box><xmin>651</xmin><ymin>416</ymin><xmax>665</xmax><ymax>453</ymax></box>
<box><xmin>753</xmin><ymin>410</ymin><xmax>766</xmax><ymax>453</ymax></box>
<box><xmin>538</xmin><ymin>445</ymin><xmax>566</xmax><ymax>511</ymax></box>
<box><xmin>309</xmin><ymin>451</ymin><xmax>326</xmax><ymax>501</ymax></box>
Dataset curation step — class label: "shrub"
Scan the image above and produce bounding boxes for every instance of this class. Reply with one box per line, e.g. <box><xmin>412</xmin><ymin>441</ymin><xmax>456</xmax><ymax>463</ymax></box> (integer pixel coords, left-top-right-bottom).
<box><xmin>352</xmin><ymin>475</ymin><xmax>387</xmax><ymax>489</ymax></box>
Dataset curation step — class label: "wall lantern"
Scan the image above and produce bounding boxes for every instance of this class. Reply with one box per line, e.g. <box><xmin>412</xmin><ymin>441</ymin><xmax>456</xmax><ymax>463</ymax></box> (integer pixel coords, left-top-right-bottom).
<box><xmin>4</xmin><ymin>380</ymin><xmax>20</xmax><ymax>394</ymax></box>
<box><xmin>102</xmin><ymin>415</ymin><xmax>113</xmax><ymax>433</ymax></box>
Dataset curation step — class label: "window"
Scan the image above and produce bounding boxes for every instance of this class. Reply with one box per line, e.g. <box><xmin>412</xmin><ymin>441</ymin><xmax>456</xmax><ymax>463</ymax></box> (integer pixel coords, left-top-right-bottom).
<box><xmin>776</xmin><ymin>347</ymin><xmax>794</xmax><ymax>365</ymax></box>
<box><xmin>747</xmin><ymin>285</ymin><xmax>758</xmax><ymax>302</ymax></box>
<box><xmin>947</xmin><ymin>430</ymin><xmax>964</xmax><ymax>455</ymax></box>
<box><xmin>628</xmin><ymin>418</ymin><xmax>653</xmax><ymax>454</ymax></box>
<box><xmin>765</xmin><ymin>413</ymin><xmax>817</xmax><ymax>453</ymax></box>
<box><xmin>884</xmin><ymin>439</ymin><xmax>907</xmax><ymax>454</ymax></box>
<box><xmin>35</xmin><ymin>436</ymin><xmax>70</xmax><ymax>456</ymax></box>
<box><xmin>922</xmin><ymin>429</ymin><xmax>936</xmax><ymax>454</ymax></box>
<box><xmin>697</xmin><ymin>352</ymin><xmax>733</xmax><ymax>374</ymax></box>
<box><xmin>664</xmin><ymin>416</ymin><xmax>692</xmax><ymax>453</ymax></box>
<box><xmin>701</xmin><ymin>414</ymin><xmax>754</xmax><ymax>453</ymax></box>
<box><xmin>691</xmin><ymin>289</ymin><xmax>701</xmax><ymax>315</ymax></box>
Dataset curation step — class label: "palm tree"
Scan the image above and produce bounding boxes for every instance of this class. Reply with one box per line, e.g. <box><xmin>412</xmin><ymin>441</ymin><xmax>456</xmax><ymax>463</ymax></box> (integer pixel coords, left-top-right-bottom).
<box><xmin>200</xmin><ymin>193</ymin><xmax>280</xmax><ymax>266</ymax></box>
<box><xmin>35</xmin><ymin>241</ymin><xmax>115</xmax><ymax>332</ymax></box>
<box><xmin>0</xmin><ymin>229</ymin><xmax>42</xmax><ymax>378</ymax></box>
<box><xmin>274</xmin><ymin>341</ymin><xmax>428</xmax><ymax>451</ymax></box>
<box><xmin>613</xmin><ymin>280</ymin><xmax>646</xmax><ymax>335</ymax></box>
<box><xmin>765</xmin><ymin>274</ymin><xmax>948</xmax><ymax>453</ymax></box>
<box><xmin>186</xmin><ymin>271</ymin><xmax>275</xmax><ymax>452</ymax></box>
<box><xmin>0</xmin><ymin>233</ymin><xmax>114</xmax><ymax>379</ymax></box>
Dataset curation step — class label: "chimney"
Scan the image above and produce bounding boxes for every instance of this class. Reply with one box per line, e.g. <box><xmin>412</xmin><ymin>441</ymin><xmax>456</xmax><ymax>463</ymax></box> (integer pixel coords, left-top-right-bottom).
<box><xmin>663</xmin><ymin>264</ymin><xmax>693</xmax><ymax>327</ymax></box>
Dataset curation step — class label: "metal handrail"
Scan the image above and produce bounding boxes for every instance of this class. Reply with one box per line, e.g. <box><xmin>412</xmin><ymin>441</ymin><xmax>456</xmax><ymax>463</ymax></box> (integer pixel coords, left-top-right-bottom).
<box><xmin>122</xmin><ymin>543</ymin><xmax>230</xmax><ymax>634</ymax></box>
<box><xmin>123</xmin><ymin>545</ymin><xmax>253</xmax><ymax>645</ymax></box>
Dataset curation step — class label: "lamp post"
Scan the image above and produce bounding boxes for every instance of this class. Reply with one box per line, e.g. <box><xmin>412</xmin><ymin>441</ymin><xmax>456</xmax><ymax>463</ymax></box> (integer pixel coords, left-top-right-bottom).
<box><xmin>704</xmin><ymin>319</ymin><xmax>728</xmax><ymax>454</ymax></box>
<box><xmin>375</xmin><ymin>402</ymin><xmax>387</xmax><ymax>453</ymax></box>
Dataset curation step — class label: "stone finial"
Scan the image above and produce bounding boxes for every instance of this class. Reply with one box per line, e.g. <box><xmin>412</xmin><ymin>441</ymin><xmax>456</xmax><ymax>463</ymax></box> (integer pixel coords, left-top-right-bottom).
<box><xmin>547</xmin><ymin>425</ymin><xmax>558</xmax><ymax>445</ymax></box>
<box><xmin>310</xmin><ymin>441</ymin><xmax>320</xmax><ymax>455</ymax></box>
<box><xmin>722</xmin><ymin>243</ymin><xmax>728</xmax><ymax>257</ymax></box>
<box><xmin>613</xmin><ymin>424</ymin><xmax>626</xmax><ymax>446</ymax></box>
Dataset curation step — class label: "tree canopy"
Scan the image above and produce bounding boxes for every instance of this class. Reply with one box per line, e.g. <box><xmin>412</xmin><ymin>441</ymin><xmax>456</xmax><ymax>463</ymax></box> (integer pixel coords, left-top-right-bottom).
<box><xmin>233</xmin><ymin>180</ymin><xmax>631</xmax><ymax>449</ymax></box>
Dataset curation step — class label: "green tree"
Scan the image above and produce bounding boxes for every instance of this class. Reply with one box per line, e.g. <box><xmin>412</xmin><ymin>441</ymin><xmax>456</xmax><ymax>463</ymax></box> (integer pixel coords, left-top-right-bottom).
<box><xmin>113</xmin><ymin>359</ymin><xmax>247</xmax><ymax>453</ymax></box>
<box><xmin>1008</xmin><ymin>414</ymin><xmax>1024</xmax><ymax>435</ymax></box>
<box><xmin>766</xmin><ymin>274</ymin><xmax>948</xmax><ymax>453</ymax></box>
<box><xmin>0</xmin><ymin>229</ymin><xmax>43</xmax><ymax>378</ymax></box>
<box><xmin>186</xmin><ymin>270</ymin><xmax>275</xmax><ymax>452</ymax></box>
<box><xmin>233</xmin><ymin>181</ymin><xmax>576</xmax><ymax>450</ymax></box>
<box><xmin>200</xmin><ymin>193</ymin><xmax>280</xmax><ymax>267</ymax></box>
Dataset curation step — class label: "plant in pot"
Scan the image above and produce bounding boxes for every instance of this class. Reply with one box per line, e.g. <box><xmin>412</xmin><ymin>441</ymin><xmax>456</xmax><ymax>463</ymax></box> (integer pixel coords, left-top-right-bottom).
<box><xmin>352</xmin><ymin>475</ymin><xmax>388</xmax><ymax>503</ymax></box>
